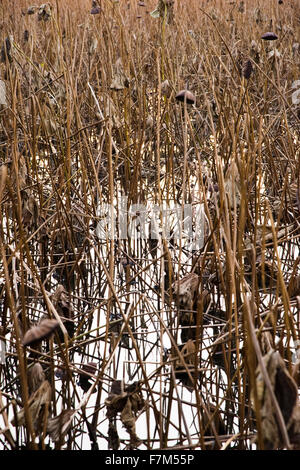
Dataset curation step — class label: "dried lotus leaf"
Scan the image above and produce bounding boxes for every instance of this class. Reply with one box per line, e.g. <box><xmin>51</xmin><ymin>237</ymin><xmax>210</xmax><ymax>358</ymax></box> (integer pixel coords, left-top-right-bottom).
<box><xmin>160</xmin><ymin>79</ymin><xmax>172</xmax><ymax>98</ymax></box>
<box><xmin>179</xmin><ymin>339</ymin><xmax>196</xmax><ymax>366</ymax></box>
<box><xmin>0</xmin><ymin>80</ymin><xmax>7</xmax><ymax>105</ymax></box>
<box><xmin>27</xmin><ymin>5</ymin><xmax>37</xmax><ymax>14</ymax></box>
<box><xmin>172</xmin><ymin>272</ymin><xmax>199</xmax><ymax>311</ymax></box>
<box><xmin>174</xmin><ymin>340</ymin><xmax>198</xmax><ymax>391</ymax></box>
<box><xmin>51</xmin><ymin>285</ymin><xmax>74</xmax><ymax>338</ymax></box>
<box><xmin>261</xmin><ymin>32</ymin><xmax>278</xmax><ymax>41</ymax></box>
<box><xmin>224</xmin><ymin>160</ymin><xmax>241</xmax><ymax>208</ymax></box>
<box><xmin>79</xmin><ymin>362</ymin><xmax>97</xmax><ymax>377</ymax></box>
<box><xmin>253</xmin><ymin>349</ymin><xmax>299</xmax><ymax>449</ymax></box>
<box><xmin>120</xmin><ymin>398</ymin><xmax>141</xmax><ymax>448</ymax></box>
<box><xmin>288</xmin><ymin>275</ymin><xmax>300</xmax><ymax>298</ymax></box>
<box><xmin>12</xmin><ymin>380</ymin><xmax>52</xmax><ymax>428</ymax></box>
<box><xmin>27</xmin><ymin>362</ymin><xmax>45</xmax><ymax>394</ymax></box>
<box><xmin>110</xmin><ymin>58</ymin><xmax>129</xmax><ymax>91</ymax></box>
<box><xmin>175</xmin><ymin>89</ymin><xmax>196</xmax><ymax>105</ymax></box>
<box><xmin>151</xmin><ymin>0</ymin><xmax>174</xmax><ymax>24</ymax></box>
<box><xmin>22</xmin><ymin>319</ymin><xmax>59</xmax><ymax>346</ymax></box>
<box><xmin>47</xmin><ymin>409</ymin><xmax>74</xmax><ymax>442</ymax></box>
<box><xmin>108</xmin><ymin>420</ymin><xmax>120</xmax><ymax>450</ymax></box>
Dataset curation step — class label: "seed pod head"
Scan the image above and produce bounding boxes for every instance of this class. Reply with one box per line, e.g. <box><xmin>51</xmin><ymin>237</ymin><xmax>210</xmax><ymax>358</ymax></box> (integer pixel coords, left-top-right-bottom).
<box><xmin>175</xmin><ymin>89</ymin><xmax>196</xmax><ymax>105</ymax></box>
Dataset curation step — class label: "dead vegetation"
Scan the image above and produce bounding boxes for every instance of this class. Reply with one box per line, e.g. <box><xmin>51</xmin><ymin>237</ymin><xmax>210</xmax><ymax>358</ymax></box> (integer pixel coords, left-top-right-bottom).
<box><xmin>0</xmin><ymin>0</ymin><xmax>299</xmax><ymax>450</ymax></box>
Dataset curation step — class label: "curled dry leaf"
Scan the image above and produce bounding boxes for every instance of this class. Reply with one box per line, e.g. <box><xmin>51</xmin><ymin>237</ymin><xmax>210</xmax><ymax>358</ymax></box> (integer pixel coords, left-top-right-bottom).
<box><xmin>172</xmin><ymin>273</ymin><xmax>210</xmax><ymax>343</ymax></box>
<box><xmin>79</xmin><ymin>362</ymin><xmax>98</xmax><ymax>377</ymax></box>
<box><xmin>224</xmin><ymin>160</ymin><xmax>241</xmax><ymax>208</ymax></box>
<box><xmin>1</xmin><ymin>36</ymin><xmax>12</xmax><ymax>63</ymax></box>
<box><xmin>175</xmin><ymin>89</ymin><xmax>196</xmax><ymax>105</ymax></box>
<box><xmin>78</xmin><ymin>362</ymin><xmax>98</xmax><ymax>393</ymax></box>
<box><xmin>47</xmin><ymin>409</ymin><xmax>74</xmax><ymax>442</ymax></box>
<box><xmin>27</xmin><ymin>362</ymin><xmax>45</xmax><ymax>394</ymax></box>
<box><xmin>38</xmin><ymin>3</ymin><xmax>52</xmax><ymax>22</ymax></box>
<box><xmin>51</xmin><ymin>284</ymin><xmax>74</xmax><ymax>338</ymax></box>
<box><xmin>0</xmin><ymin>80</ymin><xmax>7</xmax><ymax>105</ymax></box>
<box><xmin>120</xmin><ymin>398</ymin><xmax>141</xmax><ymax>448</ymax></box>
<box><xmin>288</xmin><ymin>274</ymin><xmax>300</xmax><ymax>298</ymax></box>
<box><xmin>201</xmin><ymin>402</ymin><xmax>226</xmax><ymax>449</ymax></box>
<box><xmin>244</xmin><ymin>257</ymin><xmax>278</xmax><ymax>291</ymax></box>
<box><xmin>261</xmin><ymin>32</ymin><xmax>278</xmax><ymax>41</ymax></box>
<box><xmin>260</xmin><ymin>330</ymin><xmax>274</xmax><ymax>354</ymax></box>
<box><xmin>110</xmin><ymin>58</ymin><xmax>129</xmax><ymax>91</ymax></box>
<box><xmin>27</xmin><ymin>5</ymin><xmax>37</xmax><ymax>15</ymax></box>
<box><xmin>22</xmin><ymin>319</ymin><xmax>59</xmax><ymax>347</ymax></box>
<box><xmin>105</xmin><ymin>381</ymin><xmax>145</xmax><ymax>448</ymax></box>
<box><xmin>12</xmin><ymin>380</ymin><xmax>52</xmax><ymax>431</ymax></box>
<box><xmin>172</xmin><ymin>272</ymin><xmax>199</xmax><ymax>313</ymax></box>
<box><xmin>21</xmin><ymin>189</ymin><xmax>40</xmax><ymax>230</ymax></box>
<box><xmin>243</xmin><ymin>59</ymin><xmax>253</xmax><ymax>80</ymax></box>
<box><xmin>151</xmin><ymin>0</ymin><xmax>174</xmax><ymax>24</ymax></box>
<box><xmin>110</xmin><ymin>379</ymin><xmax>123</xmax><ymax>396</ymax></box>
<box><xmin>90</xmin><ymin>0</ymin><xmax>101</xmax><ymax>15</ymax></box>
<box><xmin>253</xmin><ymin>349</ymin><xmax>300</xmax><ymax>449</ymax></box>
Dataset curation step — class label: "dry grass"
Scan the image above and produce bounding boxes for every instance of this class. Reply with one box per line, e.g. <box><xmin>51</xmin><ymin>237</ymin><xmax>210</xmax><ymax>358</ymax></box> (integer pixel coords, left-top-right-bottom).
<box><xmin>0</xmin><ymin>0</ymin><xmax>299</xmax><ymax>450</ymax></box>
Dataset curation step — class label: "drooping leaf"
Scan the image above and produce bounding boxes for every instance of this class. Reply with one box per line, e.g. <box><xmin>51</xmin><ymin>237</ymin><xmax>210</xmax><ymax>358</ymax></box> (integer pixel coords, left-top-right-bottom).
<box><xmin>243</xmin><ymin>59</ymin><xmax>253</xmax><ymax>80</ymax></box>
<box><xmin>78</xmin><ymin>362</ymin><xmax>97</xmax><ymax>393</ymax></box>
<box><xmin>224</xmin><ymin>160</ymin><xmax>241</xmax><ymax>208</ymax></box>
<box><xmin>105</xmin><ymin>381</ymin><xmax>145</xmax><ymax>447</ymax></box>
<box><xmin>0</xmin><ymin>80</ymin><xmax>7</xmax><ymax>105</ymax></box>
<box><xmin>22</xmin><ymin>319</ymin><xmax>59</xmax><ymax>347</ymax></box>
<box><xmin>120</xmin><ymin>397</ymin><xmax>140</xmax><ymax>448</ymax></box>
<box><xmin>175</xmin><ymin>89</ymin><xmax>196</xmax><ymax>105</ymax></box>
<box><xmin>172</xmin><ymin>272</ymin><xmax>199</xmax><ymax>312</ymax></box>
<box><xmin>27</xmin><ymin>362</ymin><xmax>46</xmax><ymax>394</ymax></box>
<box><xmin>253</xmin><ymin>349</ymin><xmax>300</xmax><ymax>449</ymax></box>
<box><xmin>261</xmin><ymin>32</ymin><xmax>278</xmax><ymax>41</ymax></box>
<box><xmin>173</xmin><ymin>340</ymin><xmax>199</xmax><ymax>391</ymax></box>
<box><xmin>38</xmin><ymin>3</ymin><xmax>52</xmax><ymax>22</ymax></box>
<box><xmin>47</xmin><ymin>409</ymin><xmax>74</xmax><ymax>442</ymax></box>
<box><xmin>110</xmin><ymin>58</ymin><xmax>129</xmax><ymax>91</ymax></box>
<box><xmin>27</xmin><ymin>6</ymin><xmax>37</xmax><ymax>15</ymax></box>
<box><xmin>150</xmin><ymin>0</ymin><xmax>174</xmax><ymax>24</ymax></box>
<box><xmin>12</xmin><ymin>380</ymin><xmax>52</xmax><ymax>431</ymax></box>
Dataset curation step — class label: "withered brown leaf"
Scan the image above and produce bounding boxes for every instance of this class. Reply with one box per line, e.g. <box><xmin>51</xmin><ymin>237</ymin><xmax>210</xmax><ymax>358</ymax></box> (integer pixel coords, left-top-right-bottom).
<box><xmin>22</xmin><ymin>319</ymin><xmax>59</xmax><ymax>347</ymax></box>
<box><xmin>253</xmin><ymin>349</ymin><xmax>300</xmax><ymax>449</ymax></box>
<box><xmin>12</xmin><ymin>380</ymin><xmax>52</xmax><ymax>431</ymax></box>
<box><xmin>105</xmin><ymin>381</ymin><xmax>145</xmax><ymax>448</ymax></box>
<box><xmin>27</xmin><ymin>362</ymin><xmax>46</xmax><ymax>395</ymax></box>
<box><xmin>47</xmin><ymin>409</ymin><xmax>74</xmax><ymax>442</ymax></box>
